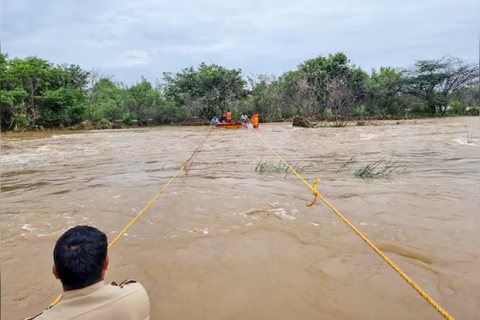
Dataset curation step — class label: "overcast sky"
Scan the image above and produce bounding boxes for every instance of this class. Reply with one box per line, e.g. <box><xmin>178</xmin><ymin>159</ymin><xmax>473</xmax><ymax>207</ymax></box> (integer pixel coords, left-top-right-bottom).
<box><xmin>2</xmin><ymin>0</ymin><xmax>478</xmax><ymax>85</ymax></box>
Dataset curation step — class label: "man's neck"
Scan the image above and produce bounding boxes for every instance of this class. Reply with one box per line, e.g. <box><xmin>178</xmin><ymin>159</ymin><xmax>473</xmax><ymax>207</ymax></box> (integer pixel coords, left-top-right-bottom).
<box><xmin>63</xmin><ymin>279</ymin><xmax>103</xmax><ymax>292</ymax></box>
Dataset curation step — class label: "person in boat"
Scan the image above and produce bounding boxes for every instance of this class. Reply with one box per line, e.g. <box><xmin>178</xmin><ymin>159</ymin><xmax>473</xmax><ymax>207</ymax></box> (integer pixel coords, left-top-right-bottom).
<box><xmin>211</xmin><ymin>116</ymin><xmax>220</xmax><ymax>125</ymax></box>
<box><xmin>25</xmin><ymin>226</ymin><xmax>150</xmax><ymax>320</ymax></box>
<box><xmin>223</xmin><ymin>110</ymin><xmax>232</xmax><ymax>123</ymax></box>
<box><xmin>240</xmin><ymin>112</ymin><xmax>249</xmax><ymax>128</ymax></box>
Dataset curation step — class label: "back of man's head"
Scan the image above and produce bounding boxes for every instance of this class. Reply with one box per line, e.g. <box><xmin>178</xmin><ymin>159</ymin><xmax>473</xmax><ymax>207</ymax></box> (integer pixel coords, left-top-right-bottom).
<box><xmin>53</xmin><ymin>226</ymin><xmax>108</xmax><ymax>290</ymax></box>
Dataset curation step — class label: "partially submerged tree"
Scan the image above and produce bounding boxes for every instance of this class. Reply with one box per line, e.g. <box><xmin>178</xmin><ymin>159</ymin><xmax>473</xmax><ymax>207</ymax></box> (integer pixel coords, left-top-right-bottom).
<box><xmin>402</xmin><ymin>56</ymin><xmax>479</xmax><ymax>114</ymax></box>
<box><xmin>326</xmin><ymin>77</ymin><xmax>360</xmax><ymax>126</ymax></box>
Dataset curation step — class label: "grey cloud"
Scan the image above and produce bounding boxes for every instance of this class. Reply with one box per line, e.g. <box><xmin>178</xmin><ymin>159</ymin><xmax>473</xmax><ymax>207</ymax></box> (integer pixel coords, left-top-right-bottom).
<box><xmin>3</xmin><ymin>0</ymin><xmax>478</xmax><ymax>84</ymax></box>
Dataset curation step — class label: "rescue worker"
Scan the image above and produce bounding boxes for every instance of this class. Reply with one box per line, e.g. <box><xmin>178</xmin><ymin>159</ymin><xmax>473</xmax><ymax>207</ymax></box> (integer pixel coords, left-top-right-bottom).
<box><xmin>224</xmin><ymin>110</ymin><xmax>232</xmax><ymax>123</ymax></box>
<box><xmin>251</xmin><ymin>113</ymin><xmax>259</xmax><ymax>129</ymax></box>
<box><xmin>25</xmin><ymin>226</ymin><xmax>150</xmax><ymax>320</ymax></box>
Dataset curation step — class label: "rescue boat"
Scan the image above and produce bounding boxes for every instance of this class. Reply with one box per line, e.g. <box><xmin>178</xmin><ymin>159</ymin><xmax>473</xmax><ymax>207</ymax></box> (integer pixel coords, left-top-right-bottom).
<box><xmin>215</xmin><ymin>122</ymin><xmax>243</xmax><ymax>129</ymax></box>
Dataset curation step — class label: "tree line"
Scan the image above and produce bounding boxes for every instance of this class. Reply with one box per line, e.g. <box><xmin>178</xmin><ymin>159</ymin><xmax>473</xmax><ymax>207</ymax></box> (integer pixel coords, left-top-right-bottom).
<box><xmin>1</xmin><ymin>52</ymin><xmax>478</xmax><ymax>131</ymax></box>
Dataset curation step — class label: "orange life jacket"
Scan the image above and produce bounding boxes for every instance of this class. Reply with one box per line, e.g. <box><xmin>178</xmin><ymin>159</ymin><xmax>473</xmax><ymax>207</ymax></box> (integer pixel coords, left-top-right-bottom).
<box><xmin>226</xmin><ymin>112</ymin><xmax>232</xmax><ymax>120</ymax></box>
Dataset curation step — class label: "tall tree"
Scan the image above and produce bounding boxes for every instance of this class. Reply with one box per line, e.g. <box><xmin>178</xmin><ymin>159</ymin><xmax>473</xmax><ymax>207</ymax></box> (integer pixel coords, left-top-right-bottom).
<box><xmin>163</xmin><ymin>63</ymin><xmax>246</xmax><ymax>119</ymax></box>
<box><xmin>402</xmin><ymin>56</ymin><xmax>479</xmax><ymax>114</ymax></box>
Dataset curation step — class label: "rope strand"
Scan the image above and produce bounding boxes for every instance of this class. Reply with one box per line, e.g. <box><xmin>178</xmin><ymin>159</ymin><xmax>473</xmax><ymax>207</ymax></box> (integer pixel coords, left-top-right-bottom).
<box><xmin>49</xmin><ymin>124</ymin><xmax>213</xmax><ymax>307</ymax></box>
<box><xmin>251</xmin><ymin>128</ymin><xmax>454</xmax><ymax>320</ymax></box>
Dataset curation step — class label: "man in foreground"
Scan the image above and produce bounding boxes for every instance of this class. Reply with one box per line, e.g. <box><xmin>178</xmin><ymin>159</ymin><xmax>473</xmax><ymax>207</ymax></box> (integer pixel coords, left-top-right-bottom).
<box><xmin>25</xmin><ymin>226</ymin><xmax>150</xmax><ymax>320</ymax></box>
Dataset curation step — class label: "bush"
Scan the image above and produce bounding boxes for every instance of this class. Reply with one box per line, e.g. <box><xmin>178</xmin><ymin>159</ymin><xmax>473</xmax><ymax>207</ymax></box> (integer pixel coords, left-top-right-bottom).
<box><xmin>14</xmin><ymin>114</ymin><xmax>29</xmax><ymax>129</ymax></box>
<box><xmin>291</xmin><ymin>107</ymin><xmax>299</xmax><ymax>117</ymax></box>
<box><xmin>323</xmin><ymin>108</ymin><xmax>333</xmax><ymax>119</ymax></box>
<box><xmin>466</xmin><ymin>104</ymin><xmax>479</xmax><ymax>116</ymax></box>
<box><xmin>353</xmin><ymin>105</ymin><xmax>367</xmax><ymax>118</ymax></box>
<box><xmin>450</xmin><ymin>101</ymin><xmax>466</xmax><ymax>115</ymax></box>
<box><xmin>122</xmin><ymin>112</ymin><xmax>133</xmax><ymax>125</ymax></box>
<box><xmin>98</xmin><ymin>118</ymin><xmax>110</xmax><ymax>129</ymax></box>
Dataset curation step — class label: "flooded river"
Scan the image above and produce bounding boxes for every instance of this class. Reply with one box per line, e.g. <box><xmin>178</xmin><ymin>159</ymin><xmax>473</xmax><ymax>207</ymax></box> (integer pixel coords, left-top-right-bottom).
<box><xmin>1</xmin><ymin>117</ymin><xmax>479</xmax><ymax>320</ymax></box>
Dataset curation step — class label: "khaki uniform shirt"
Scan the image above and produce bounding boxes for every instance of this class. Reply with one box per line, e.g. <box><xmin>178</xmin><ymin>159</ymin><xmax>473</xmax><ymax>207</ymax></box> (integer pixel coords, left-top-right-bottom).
<box><xmin>25</xmin><ymin>279</ymin><xmax>150</xmax><ymax>320</ymax></box>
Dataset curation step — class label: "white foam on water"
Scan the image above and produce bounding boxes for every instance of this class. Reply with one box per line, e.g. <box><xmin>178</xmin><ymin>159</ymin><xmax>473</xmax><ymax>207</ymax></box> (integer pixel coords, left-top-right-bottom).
<box><xmin>310</xmin><ymin>222</ymin><xmax>320</xmax><ymax>227</ymax></box>
<box><xmin>232</xmin><ymin>212</ymin><xmax>247</xmax><ymax>218</ymax></box>
<box><xmin>360</xmin><ymin>134</ymin><xmax>376</xmax><ymax>140</ymax></box>
<box><xmin>21</xmin><ymin>223</ymin><xmax>36</xmax><ymax>232</ymax></box>
<box><xmin>268</xmin><ymin>208</ymin><xmax>296</xmax><ymax>220</ymax></box>
<box><xmin>453</xmin><ymin>137</ymin><xmax>479</xmax><ymax>146</ymax></box>
<box><xmin>246</xmin><ymin>223</ymin><xmax>254</xmax><ymax>227</ymax></box>
<box><xmin>202</xmin><ymin>229</ymin><xmax>209</xmax><ymax>235</ymax></box>
<box><xmin>360</xmin><ymin>222</ymin><xmax>368</xmax><ymax>226</ymax></box>
<box><xmin>37</xmin><ymin>232</ymin><xmax>57</xmax><ymax>237</ymax></box>
<box><xmin>36</xmin><ymin>145</ymin><xmax>58</xmax><ymax>153</ymax></box>
<box><xmin>113</xmin><ymin>194</ymin><xmax>122</xmax><ymax>198</ymax></box>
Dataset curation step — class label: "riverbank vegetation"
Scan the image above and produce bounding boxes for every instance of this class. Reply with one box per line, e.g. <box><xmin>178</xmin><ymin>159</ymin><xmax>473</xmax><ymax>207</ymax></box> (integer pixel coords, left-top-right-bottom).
<box><xmin>1</xmin><ymin>52</ymin><xmax>478</xmax><ymax>131</ymax></box>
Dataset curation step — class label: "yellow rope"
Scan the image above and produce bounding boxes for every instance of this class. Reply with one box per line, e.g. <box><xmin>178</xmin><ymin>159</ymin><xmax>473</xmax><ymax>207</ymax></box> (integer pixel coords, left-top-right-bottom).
<box><xmin>49</xmin><ymin>124</ymin><xmax>213</xmax><ymax>307</ymax></box>
<box><xmin>251</xmin><ymin>129</ymin><xmax>454</xmax><ymax>320</ymax></box>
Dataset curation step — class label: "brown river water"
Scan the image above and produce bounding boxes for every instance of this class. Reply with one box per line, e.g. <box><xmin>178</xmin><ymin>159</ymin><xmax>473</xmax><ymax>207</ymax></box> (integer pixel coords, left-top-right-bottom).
<box><xmin>1</xmin><ymin>117</ymin><xmax>479</xmax><ymax>320</ymax></box>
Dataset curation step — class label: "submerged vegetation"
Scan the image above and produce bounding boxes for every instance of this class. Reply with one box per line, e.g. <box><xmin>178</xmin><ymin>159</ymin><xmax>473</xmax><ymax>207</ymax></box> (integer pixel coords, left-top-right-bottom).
<box><xmin>466</xmin><ymin>126</ymin><xmax>475</xmax><ymax>144</ymax></box>
<box><xmin>337</xmin><ymin>155</ymin><xmax>406</xmax><ymax>179</ymax></box>
<box><xmin>353</xmin><ymin>157</ymin><xmax>405</xmax><ymax>179</ymax></box>
<box><xmin>253</xmin><ymin>160</ymin><xmax>303</xmax><ymax>174</ymax></box>
<box><xmin>1</xmin><ymin>52</ymin><xmax>478</xmax><ymax>132</ymax></box>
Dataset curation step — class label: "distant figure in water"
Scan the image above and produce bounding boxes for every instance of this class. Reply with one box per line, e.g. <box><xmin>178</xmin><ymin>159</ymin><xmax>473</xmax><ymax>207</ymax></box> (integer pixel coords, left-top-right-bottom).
<box><xmin>251</xmin><ymin>113</ymin><xmax>259</xmax><ymax>129</ymax></box>
<box><xmin>240</xmin><ymin>113</ymin><xmax>249</xmax><ymax>128</ymax></box>
<box><xmin>24</xmin><ymin>226</ymin><xmax>150</xmax><ymax>320</ymax></box>
<box><xmin>211</xmin><ymin>116</ymin><xmax>220</xmax><ymax>125</ymax></box>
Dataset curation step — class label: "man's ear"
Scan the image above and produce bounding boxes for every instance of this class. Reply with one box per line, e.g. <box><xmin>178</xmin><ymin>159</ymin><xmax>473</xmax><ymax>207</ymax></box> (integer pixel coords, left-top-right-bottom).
<box><xmin>53</xmin><ymin>265</ymin><xmax>60</xmax><ymax>280</ymax></box>
<box><xmin>104</xmin><ymin>255</ymin><xmax>109</xmax><ymax>271</ymax></box>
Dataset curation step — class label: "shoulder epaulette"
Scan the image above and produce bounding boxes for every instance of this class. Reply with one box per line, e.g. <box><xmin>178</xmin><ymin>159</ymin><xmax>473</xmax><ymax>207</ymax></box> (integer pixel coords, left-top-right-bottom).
<box><xmin>119</xmin><ymin>278</ymin><xmax>137</xmax><ymax>288</ymax></box>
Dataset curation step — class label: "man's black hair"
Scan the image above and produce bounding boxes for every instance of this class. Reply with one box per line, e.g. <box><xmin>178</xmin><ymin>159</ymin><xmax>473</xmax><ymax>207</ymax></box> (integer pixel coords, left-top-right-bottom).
<box><xmin>53</xmin><ymin>225</ymin><xmax>108</xmax><ymax>290</ymax></box>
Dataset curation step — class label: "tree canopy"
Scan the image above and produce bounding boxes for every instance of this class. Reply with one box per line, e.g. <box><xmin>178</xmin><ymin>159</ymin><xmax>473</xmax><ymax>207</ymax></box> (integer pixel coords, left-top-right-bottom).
<box><xmin>1</xmin><ymin>52</ymin><xmax>478</xmax><ymax>131</ymax></box>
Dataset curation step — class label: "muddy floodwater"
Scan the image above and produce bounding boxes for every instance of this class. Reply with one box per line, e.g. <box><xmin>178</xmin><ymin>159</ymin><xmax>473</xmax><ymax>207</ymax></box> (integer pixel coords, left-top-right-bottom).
<box><xmin>1</xmin><ymin>117</ymin><xmax>479</xmax><ymax>320</ymax></box>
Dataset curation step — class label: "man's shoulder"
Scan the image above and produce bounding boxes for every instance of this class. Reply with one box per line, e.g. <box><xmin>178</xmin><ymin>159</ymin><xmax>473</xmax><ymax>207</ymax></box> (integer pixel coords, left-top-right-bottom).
<box><xmin>24</xmin><ymin>310</ymin><xmax>48</xmax><ymax>320</ymax></box>
<box><xmin>107</xmin><ymin>278</ymin><xmax>147</xmax><ymax>293</ymax></box>
<box><xmin>24</xmin><ymin>279</ymin><xmax>149</xmax><ymax>320</ymax></box>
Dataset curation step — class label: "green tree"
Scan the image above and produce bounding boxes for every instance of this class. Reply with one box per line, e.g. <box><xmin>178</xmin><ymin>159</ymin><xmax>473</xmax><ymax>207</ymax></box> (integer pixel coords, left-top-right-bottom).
<box><xmin>163</xmin><ymin>63</ymin><xmax>246</xmax><ymax>119</ymax></box>
<box><xmin>124</xmin><ymin>76</ymin><xmax>160</xmax><ymax>120</ymax></box>
<box><xmin>365</xmin><ymin>67</ymin><xmax>406</xmax><ymax>116</ymax></box>
<box><xmin>402</xmin><ymin>56</ymin><xmax>479</xmax><ymax>115</ymax></box>
<box><xmin>85</xmin><ymin>78</ymin><xmax>125</xmax><ymax>121</ymax></box>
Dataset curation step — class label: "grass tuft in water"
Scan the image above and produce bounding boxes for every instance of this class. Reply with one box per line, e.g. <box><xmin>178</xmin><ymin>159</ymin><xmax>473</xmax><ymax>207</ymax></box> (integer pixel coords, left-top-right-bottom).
<box><xmin>336</xmin><ymin>156</ymin><xmax>357</xmax><ymax>174</ymax></box>
<box><xmin>331</xmin><ymin>120</ymin><xmax>348</xmax><ymax>127</ymax></box>
<box><xmin>353</xmin><ymin>155</ymin><xmax>404</xmax><ymax>179</ymax></box>
<box><xmin>253</xmin><ymin>160</ymin><xmax>303</xmax><ymax>174</ymax></box>
<box><xmin>466</xmin><ymin>126</ymin><xmax>474</xmax><ymax>144</ymax></box>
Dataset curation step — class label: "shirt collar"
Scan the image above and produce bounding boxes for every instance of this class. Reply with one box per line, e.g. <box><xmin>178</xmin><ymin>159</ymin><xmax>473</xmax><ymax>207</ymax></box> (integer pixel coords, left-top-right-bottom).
<box><xmin>61</xmin><ymin>281</ymin><xmax>105</xmax><ymax>301</ymax></box>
